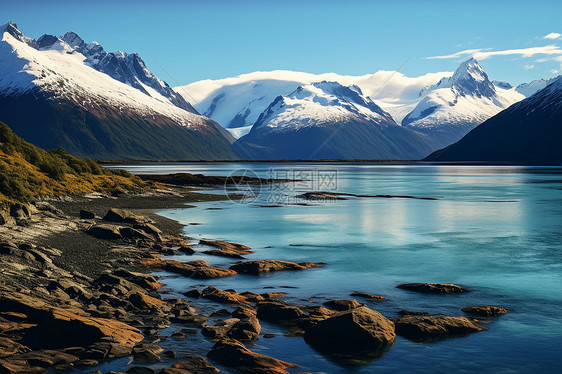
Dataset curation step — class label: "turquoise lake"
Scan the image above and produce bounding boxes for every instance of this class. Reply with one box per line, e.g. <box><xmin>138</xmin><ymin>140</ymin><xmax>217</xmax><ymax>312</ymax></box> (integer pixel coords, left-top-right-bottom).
<box><xmin>107</xmin><ymin>163</ymin><xmax>562</xmax><ymax>373</ymax></box>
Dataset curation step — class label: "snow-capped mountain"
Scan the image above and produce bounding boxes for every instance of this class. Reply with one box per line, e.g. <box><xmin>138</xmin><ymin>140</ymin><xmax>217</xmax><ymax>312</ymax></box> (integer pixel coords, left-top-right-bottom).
<box><xmin>515</xmin><ymin>77</ymin><xmax>559</xmax><ymax>97</ymax></box>
<box><xmin>402</xmin><ymin>58</ymin><xmax>524</xmax><ymax>148</ymax></box>
<box><xmin>234</xmin><ymin>81</ymin><xmax>439</xmax><ymax>160</ymax></box>
<box><xmin>0</xmin><ymin>22</ymin><xmax>235</xmax><ymax>160</ymax></box>
<box><xmin>176</xmin><ymin>70</ymin><xmax>451</xmax><ymax>137</ymax></box>
<box><xmin>426</xmin><ymin>76</ymin><xmax>562</xmax><ymax>163</ymax></box>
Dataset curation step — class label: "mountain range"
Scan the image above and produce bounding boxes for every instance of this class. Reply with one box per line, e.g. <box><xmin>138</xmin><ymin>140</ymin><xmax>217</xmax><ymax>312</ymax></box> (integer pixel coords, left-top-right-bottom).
<box><xmin>180</xmin><ymin>58</ymin><xmax>526</xmax><ymax>159</ymax></box>
<box><xmin>0</xmin><ymin>22</ymin><xmax>236</xmax><ymax>160</ymax></box>
<box><xmin>1</xmin><ymin>21</ymin><xmax>559</xmax><ymax>162</ymax></box>
<box><xmin>426</xmin><ymin>76</ymin><xmax>562</xmax><ymax>164</ymax></box>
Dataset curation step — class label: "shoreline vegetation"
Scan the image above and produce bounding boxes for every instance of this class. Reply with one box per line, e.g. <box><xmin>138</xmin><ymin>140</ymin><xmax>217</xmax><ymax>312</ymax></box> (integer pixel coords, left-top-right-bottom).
<box><xmin>0</xmin><ymin>123</ymin><xmax>510</xmax><ymax>374</ymax></box>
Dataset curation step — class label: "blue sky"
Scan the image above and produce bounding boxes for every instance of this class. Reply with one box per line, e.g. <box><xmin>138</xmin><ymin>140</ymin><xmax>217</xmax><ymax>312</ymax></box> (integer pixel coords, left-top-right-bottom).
<box><xmin>3</xmin><ymin>0</ymin><xmax>562</xmax><ymax>85</ymax></box>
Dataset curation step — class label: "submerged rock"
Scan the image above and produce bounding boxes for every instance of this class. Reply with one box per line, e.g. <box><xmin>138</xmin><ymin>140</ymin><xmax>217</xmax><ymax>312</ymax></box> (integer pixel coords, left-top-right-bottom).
<box><xmin>141</xmin><ymin>259</ymin><xmax>237</xmax><ymax>279</ymax></box>
<box><xmin>304</xmin><ymin>306</ymin><xmax>395</xmax><ymax>358</ymax></box>
<box><xmin>159</xmin><ymin>357</ymin><xmax>219</xmax><ymax>374</ymax></box>
<box><xmin>396</xmin><ymin>283</ymin><xmax>470</xmax><ymax>294</ymax></box>
<box><xmin>461</xmin><ymin>305</ymin><xmax>509</xmax><ymax>317</ymax></box>
<box><xmin>230</xmin><ymin>260</ymin><xmax>325</xmax><ymax>274</ymax></box>
<box><xmin>350</xmin><ymin>291</ymin><xmax>385</xmax><ymax>300</ymax></box>
<box><xmin>394</xmin><ymin>314</ymin><xmax>486</xmax><ymax>342</ymax></box>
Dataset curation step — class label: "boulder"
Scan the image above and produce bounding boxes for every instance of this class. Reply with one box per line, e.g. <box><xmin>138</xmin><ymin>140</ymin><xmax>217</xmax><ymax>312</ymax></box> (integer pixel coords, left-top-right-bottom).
<box><xmin>87</xmin><ymin>224</ymin><xmax>123</xmax><ymax>240</ymax></box>
<box><xmin>0</xmin><ymin>358</ymin><xmax>46</xmax><ymax>373</ymax></box>
<box><xmin>396</xmin><ymin>283</ymin><xmax>470</xmax><ymax>294</ymax></box>
<box><xmin>227</xmin><ymin>316</ymin><xmax>261</xmax><ymax>342</ymax></box>
<box><xmin>133</xmin><ymin>343</ymin><xmax>163</xmax><ymax>364</ymax></box>
<box><xmin>257</xmin><ymin>301</ymin><xmax>306</xmax><ymax>322</ymax></box>
<box><xmin>230</xmin><ymin>260</ymin><xmax>325</xmax><ymax>274</ymax></box>
<box><xmin>79</xmin><ymin>210</ymin><xmax>96</xmax><ymax>219</ymax></box>
<box><xmin>10</xmin><ymin>350</ymin><xmax>78</xmax><ymax>368</ymax></box>
<box><xmin>323</xmin><ymin>299</ymin><xmax>364</xmax><ymax>311</ymax></box>
<box><xmin>127</xmin><ymin>366</ymin><xmax>156</xmax><ymax>374</ymax></box>
<box><xmin>207</xmin><ymin>339</ymin><xmax>298</xmax><ymax>374</ymax></box>
<box><xmin>201</xmin><ymin>287</ymin><xmax>248</xmax><ymax>305</ymax></box>
<box><xmin>394</xmin><ymin>314</ymin><xmax>487</xmax><ymax>342</ymax></box>
<box><xmin>103</xmin><ymin>208</ymin><xmax>149</xmax><ymax>224</ymax></box>
<box><xmin>128</xmin><ymin>292</ymin><xmax>165</xmax><ymax>310</ymax></box>
<box><xmin>177</xmin><ymin>245</ymin><xmax>195</xmax><ymax>255</ymax></box>
<box><xmin>83</xmin><ymin>341</ymin><xmax>133</xmax><ymax>359</ymax></box>
<box><xmin>461</xmin><ymin>305</ymin><xmax>509</xmax><ymax>317</ymax></box>
<box><xmin>304</xmin><ymin>306</ymin><xmax>395</xmax><ymax>357</ymax></box>
<box><xmin>119</xmin><ymin>227</ymin><xmax>153</xmax><ymax>241</ymax></box>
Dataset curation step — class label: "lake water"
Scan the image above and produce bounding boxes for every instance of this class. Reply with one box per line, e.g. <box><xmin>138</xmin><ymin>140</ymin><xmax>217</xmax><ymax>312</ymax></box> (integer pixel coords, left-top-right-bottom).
<box><xmin>108</xmin><ymin>163</ymin><xmax>562</xmax><ymax>373</ymax></box>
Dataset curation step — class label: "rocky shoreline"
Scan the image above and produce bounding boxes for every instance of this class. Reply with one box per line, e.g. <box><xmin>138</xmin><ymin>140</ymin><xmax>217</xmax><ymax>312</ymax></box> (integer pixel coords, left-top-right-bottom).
<box><xmin>0</xmin><ymin>184</ymin><xmax>509</xmax><ymax>374</ymax></box>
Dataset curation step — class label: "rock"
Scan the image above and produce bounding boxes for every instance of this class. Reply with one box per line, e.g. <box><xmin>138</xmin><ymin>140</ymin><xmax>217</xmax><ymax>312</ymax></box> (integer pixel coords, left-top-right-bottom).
<box><xmin>350</xmin><ymin>291</ymin><xmax>385</xmax><ymax>300</ymax></box>
<box><xmin>0</xmin><ymin>358</ymin><xmax>46</xmax><ymax>373</ymax></box>
<box><xmin>79</xmin><ymin>210</ymin><xmax>96</xmax><ymax>219</ymax></box>
<box><xmin>199</xmin><ymin>240</ymin><xmax>252</xmax><ymax>255</ymax></box>
<box><xmin>87</xmin><ymin>224</ymin><xmax>123</xmax><ymax>240</ymax></box>
<box><xmin>103</xmin><ymin>209</ymin><xmax>149</xmax><ymax>224</ymax></box>
<box><xmin>202</xmin><ymin>319</ymin><xmax>239</xmax><ymax>339</ymax></box>
<box><xmin>227</xmin><ymin>316</ymin><xmax>261</xmax><ymax>342</ymax></box>
<box><xmin>230</xmin><ymin>260</ymin><xmax>325</xmax><ymax>275</ymax></box>
<box><xmin>127</xmin><ymin>366</ymin><xmax>156</xmax><ymax>374</ymax></box>
<box><xmin>133</xmin><ymin>343</ymin><xmax>162</xmax><ymax>363</ymax></box>
<box><xmin>112</xmin><ymin>269</ymin><xmax>164</xmax><ymax>291</ymax></box>
<box><xmin>23</xmin><ymin>248</ymin><xmax>53</xmax><ymax>264</ymax></box>
<box><xmin>207</xmin><ymin>339</ymin><xmax>298</xmax><ymax>374</ymax></box>
<box><xmin>304</xmin><ymin>306</ymin><xmax>395</xmax><ymax>358</ymax></box>
<box><xmin>128</xmin><ymin>293</ymin><xmax>164</xmax><ymax>310</ymax></box>
<box><xmin>183</xmin><ymin>289</ymin><xmax>202</xmax><ymax>298</ymax></box>
<box><xmin>396</xmin><ymin>283</ymin><xmax>470</xmax><ymax>294</ymax></box>
<box><xmin>83</xmin><ymin>341</ymin><xmax>133</xmax><ymax>359</ymax></box>
<box><xmin>393</xmin><ymin>314</ymin><xmax>487</xmax><ymax>342</ymax></box>
<box><xmin>461</xmin><ymin>306</ymin><xmax>509</xmax><ymax>317</ymax></box>
<box><xmin>119</xmin><ymin>227</ymin><xmax>153</xmax><ymax>241</ymax></box>
<box><xmin>0</xmin><ymin>312</ymin><xmax>27</xmax><ymax>322</ymax></box>
<box><xmin>257</xmin><ymin>301</ymin><xmax>306</xmax><ymax>322</ymax></box>
<box><xmin>202</xmin><ymin>249</ymin><xmax>245</xmax><ymax>259</ymax></box>
<box><xmin>209</xmin><ymin>309</ymin><xmax>231</xmax><ymax>317</ymax></box>
<box><xmin>11</xmin><ymin>350</ymin><xmax>79</xmax><ymax>368</ymax></box>
<box><xmin>201</xmin><ymin>286</ymin><xmax>248</xmax><ymax>305</ymax></box>
<box><xmin>0</xmin><ymin>338</ymin><xmax>30</xmax><ymax>358</ymax></box>
<box><xmin>161</xmin><ymin>357</ymin><xmax>219</xmax><ymax>374</ymax></box>
<box><xmin>177</xmin><ymin>245</ymin><xmax>195</xmax><ymax>255</ymax></box>
<box><xmin>156</xmin><ymin>260</ymin><xmax>237</xmax><ymax>279</ymax></box>
<box><xmin>133</xmin><ymin>223</ymin><xmax>162</xmax><ymax>237</ymax></box>
<box><xmin>323</xmin><ymin>299</ymin><xmax>364</xmax><ymax>311</ymax></box>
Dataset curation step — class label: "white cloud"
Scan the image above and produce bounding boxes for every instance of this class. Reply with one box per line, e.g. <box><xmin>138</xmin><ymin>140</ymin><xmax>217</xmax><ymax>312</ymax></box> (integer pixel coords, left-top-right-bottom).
<box><xmin>543</xmin><ymin>32</ymin><xmax>561</xmax><ymax>40</ymax></box>
<box><xmin>552</xmin><ymin>69</ymin><xmax>560</xmax><ymax>74</ymax></box>
<box><xmin>427</xmin><ymin>45</ymin><xmax>562</xmax><ymax>60</ymax></box>
<box><xmin>523</xmin><ymin>64</ymin><xmax>535</xmax><ymax>70</ymax></box>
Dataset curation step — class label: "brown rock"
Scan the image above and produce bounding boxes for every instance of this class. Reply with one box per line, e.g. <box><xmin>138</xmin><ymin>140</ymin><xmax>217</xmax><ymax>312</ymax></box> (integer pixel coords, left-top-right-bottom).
<box><xmin>304</xmin><ymin>306</ymin><xmax>395</xmax><ymax>358</ymax></box>
<box><xmin>200</xmin><ymin>240</ymin><xmax>252</xmax><ymax>254</ymax></box>
<box><xmin>394</xmin><ymin>314</ymin><xmax>487</xmax><ymax>342</ymax></box>
<box><xmin>128</xmin><ymin>292</ymin><xmax>164</xmax><ymax>310</ymax></box>
<box><xmin>201</xmin><ymin>286</ymin><xmax>248</xmax><ymax>305</ymax></box>
<box><xmin>257</xmin><ymin>301</ymin><xmax>306</xmax><ymax>322</ymax></box>
<box><xmin>0</xmin><ymin>358</ymin><xmax>46</xmax><ymax>374</ymax></box>
<box><xmin>461</xmin><ymin>306</ymin><xmax>509</xmax><ymax>317</ymax></box>
<box><xmin>396</xmin><ymin>283</ymin><xmax>470</xmax><ymax>294</ymax></box>
<box><xmin>230</xmin><ymin>260</ymin><xmax>325</xmax><ymax>275</ymax></box>
<box><xmin>0</xmin><ymin>338</ymin><xmax>30</xmax><ymax>358</ymax></box>
<box><xmin>148</xmin><ymin>260</ymin><xmax>237</xmax><ymax>279</ymax></box>
<box><xmin>161</xmin><ymin>357</ymin><xmax>219</xmax><ymax>374</ymax></box>
<box><xmin>207</xmin><ymin>338</ymin><xmax>298</xmax><ymax>374</ymax></box>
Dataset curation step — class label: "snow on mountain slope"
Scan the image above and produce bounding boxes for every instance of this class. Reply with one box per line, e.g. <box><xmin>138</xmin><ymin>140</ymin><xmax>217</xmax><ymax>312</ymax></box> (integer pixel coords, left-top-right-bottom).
<box><xmin>402</xmin><ymin>58</ymin><xmax>524</xmax><ymax>147</ymax></box>
<box><xmin>426</xmin><ymin>76</ymin><xmax>562</xmax><ymax>163</ymax></box>
<box><xmin>0</xmin><ymin>22</ymin><xmax>236</xmax><ymax>160</ymax></box>
<box><xmin>234</xmin><ymin>81</ymin><xmax>439</xmax><ymax>160</ymax></box>
<box><xmin>515</xmin><ymin>77</ymin><xmax>559</xmax><ymax>97</ymax></box>
<box><xmin>176</xmin><ymin>69</ymin><xmax>451</xmax><ymax>134</ymax></box>
<box><xmin>0</xmin><ymin>22</ymin><xmax>208</xmax><ymax>130</ymax></box>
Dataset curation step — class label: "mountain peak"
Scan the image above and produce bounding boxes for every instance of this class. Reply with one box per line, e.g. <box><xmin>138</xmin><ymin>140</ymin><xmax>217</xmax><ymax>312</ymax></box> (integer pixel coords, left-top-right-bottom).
<box><xmin>60</xmin><ymin>31</ymin><xmax>86</xmax><ymax>49</ymax></box>
<box><xmin>1</xmin><ymin>21</ymin><xmax>38</xmax><ymax>48</ymax></box>
<box><xmin>449</xmin><ymin>58</ymin><xmax>495</xmax><ymax>97</ymax></box>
